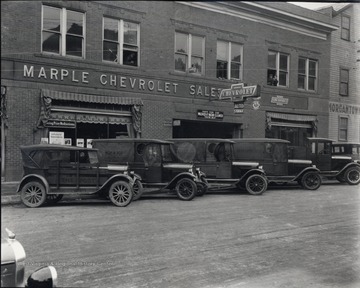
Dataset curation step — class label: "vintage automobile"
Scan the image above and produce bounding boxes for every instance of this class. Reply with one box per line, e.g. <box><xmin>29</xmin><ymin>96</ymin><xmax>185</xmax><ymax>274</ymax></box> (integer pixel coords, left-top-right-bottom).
<box><xmin>17</xmin><ymin>144</ymin><xmax>137</xmax><ymax>208</ymax></box>
<box><xmin>301</xmin><ymin>138</ymin><xmax>360</xmax><ymax>185</ymax></box>
<box><xmin>91</xmin><ymin>139</ymin><xmax>205</xmax><ymax>201</ymax></box>
<box><xmin>231</xmin><ymin>138</ymin><xmax>322</xmax><ymax>190</ymax></box>
<box><xmin>168</xmin><ymin>138</ymin><xmax>268</xmax><ymax>195</ymax></box>
<box><xmin>1</xmin><ymin>228</ymin><xmax>57</xmax><ymax>288</ymax></box>
<box><xmin>332</xmin><ymin>142</ymin><xmax>360</xmax><ymax>162</ymax></box>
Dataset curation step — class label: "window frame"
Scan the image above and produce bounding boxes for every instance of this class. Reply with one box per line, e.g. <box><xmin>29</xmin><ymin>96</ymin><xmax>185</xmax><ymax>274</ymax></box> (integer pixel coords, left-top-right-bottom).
<box><xmin>298</xmin><ymin>57</ymin><xmax>318</xmax><ymax>91</ymax></box>
<box><xmin>102</xmin><ymin>17</ymin><xmax>140</xmax><ymax>66</ymax></box>
<box><xmin>341</xmin><ymin>14</ymin><xmax>350</xmax><ymax>41</ymax></box>
<box><xmin>339</xmin><ymin>68</ymin><xmax>349</xmax><ymax>96</ymax></box>
<box><xmin>338</xmin><ymin>116</ymin><xmax>348</xmax><ymax>141</ymax></box>
<box><xmin>267</xmin><ymin>50</ymin><xmax>289</xmax><ymax>87</ymax></box>
<box><xmin>41</xmin><ymin>5</ymin><xmax>85</xmax><ymax>58</ymax></box>
<box><xmin>174</xmin><ymin>32</ymin><xmax>205</xmax><ymax>75</ymax></box>
<box><xmin>216</xmin><ymin>40</ymin><xmax>243</xmax><ymax>80</ymax></box>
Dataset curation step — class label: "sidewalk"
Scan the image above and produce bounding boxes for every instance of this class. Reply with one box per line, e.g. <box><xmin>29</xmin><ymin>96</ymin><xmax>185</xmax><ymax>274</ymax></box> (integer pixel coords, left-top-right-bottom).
<box><xmin>1</xmin><ymin>182</ymin><xmax>20</xmax><ymax>205</ymax></box>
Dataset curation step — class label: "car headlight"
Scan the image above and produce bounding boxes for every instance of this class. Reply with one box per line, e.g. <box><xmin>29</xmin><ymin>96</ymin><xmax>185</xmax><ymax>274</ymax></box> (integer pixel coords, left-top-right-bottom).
<box><xmin>26</xmin><ymin>266</ymin><xmax>58</xmax><ymax>288</ymax></box>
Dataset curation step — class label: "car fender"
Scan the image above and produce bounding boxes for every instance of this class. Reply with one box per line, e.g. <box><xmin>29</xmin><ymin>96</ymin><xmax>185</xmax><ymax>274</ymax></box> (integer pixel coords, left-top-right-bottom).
<box><xmin>293</xmin><ymin>167</ymin><xmax>321</xmax><ymax>181</ymax></box>
<box><xmin>164</xmin><ymin>172</ymin><xmax>198</xmax><ymax>190</ymax></box>
<box><xmin>100</xmin><ymin>173</ymin><xmax>135</xmax><ymax>191</ymax></box>
<box><xmin>237</xmin><ymin>168</ymin><xmax>267</xmax><ymax>184</ymax></box>
<box><xmin>336</xmin><ymin>162</ymin><xmax>360</xmax><ymax>176</ymax></box>
<box><xmin>16</xmin><ymin>174</ymin><xmax>50</xmax><ymax>194</ymax></box>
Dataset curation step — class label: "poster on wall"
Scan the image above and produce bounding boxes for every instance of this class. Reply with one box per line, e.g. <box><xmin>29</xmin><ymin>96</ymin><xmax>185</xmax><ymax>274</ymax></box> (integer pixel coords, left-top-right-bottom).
<box><xmin>49</xmin><ymin>132</ymin><xmax>64</xmax><ymax>145</ymax></box>
<box><xmin>64</xmin><ymin>138</ymin><xmax>72</xmax><ymax>146</ymax></box>
<box><xmin>40</xmin><ymin>138</ymin><xmax>49</xmax><ymax>144</ymax></box>
<box><xmin>87</xmin><ymin>139</ymin><xmax>93</xmax><ymax>148</ymax></box>
<box><xmin>77</xmin><ymin>138</ymin><xmax>85</xmax><ymax>147</ymax></box>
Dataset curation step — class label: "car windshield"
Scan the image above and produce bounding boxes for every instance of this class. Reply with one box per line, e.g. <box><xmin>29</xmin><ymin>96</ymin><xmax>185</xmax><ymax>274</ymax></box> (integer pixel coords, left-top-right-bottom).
<box><xmin>142</xmin><ymin>143</ymin><xmax>161</xmax><ymax>166</ymax></box>
<box><xmin>161</xmin><ymin>144</ymin><xmax>175</xmax><ymax>162</ymax></box>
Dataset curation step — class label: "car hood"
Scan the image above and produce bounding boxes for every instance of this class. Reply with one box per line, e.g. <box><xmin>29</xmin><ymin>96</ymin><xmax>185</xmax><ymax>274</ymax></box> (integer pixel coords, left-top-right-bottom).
<box><xmin>163</xmin><ymin>163</ymin><xmax>193</xmax><ymax>169</ymax></box>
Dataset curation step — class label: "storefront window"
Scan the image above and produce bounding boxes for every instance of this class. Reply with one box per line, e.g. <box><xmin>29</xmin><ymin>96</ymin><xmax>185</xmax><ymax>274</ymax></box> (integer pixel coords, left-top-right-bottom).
<box><xmin>216</xmin><ymin>41</ymin><xmax>242</xmax><ymax>80</ymax></box>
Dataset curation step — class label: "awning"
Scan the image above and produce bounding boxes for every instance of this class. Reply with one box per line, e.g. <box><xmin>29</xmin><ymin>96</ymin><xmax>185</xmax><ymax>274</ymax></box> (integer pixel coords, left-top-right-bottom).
<box><xmin>266</xmin><ymin>112</ymin><xmax>317</xmax><ymax>131</ymax></box>
<box><xmin>42</xmin><ymin>89</ymin><xmax>143</xmax><ymax>106</ymax></box>
<box><xmin>267</xmin><ymin>112</ymin><xmax>317</xmax><ymax>122</ymax></box>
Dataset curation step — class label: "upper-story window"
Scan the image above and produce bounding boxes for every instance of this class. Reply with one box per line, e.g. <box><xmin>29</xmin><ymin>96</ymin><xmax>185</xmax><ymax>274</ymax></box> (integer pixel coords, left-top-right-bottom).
<box><xmin>267</xmin><ymin>51</ymin><xmax>289</xmax><ymax>87</ymax></box>
<box><xmin>339</xmin><ymin>117</ymin><xmax>348</xmax><ymax>141</ymax></box>
<box><xmin>340</xmin><ymin>68</ymin><xmax>349</xmax><ymax>96</ymax></box>
<box><xmin>298</xmin><ymin>58</ymin><xmax>318</xmax><ymax>91</ymax></box>
<box><xmin>175</xmin><ymin>32</ymin><xmax>204</xmax><ymax>75</ymax></box>
<box><xmin>341</xmin><ymin>15</ymin><xmax>350</xmax><ymax>41</ymax></box>
<box><xmin>216</xmin><ymin>41</ymin><xmax>243</xmax><ymax>80</ymax></box>
<box><xmin>103</xmin><ymin>17</ymin><xmax>140</xmax><ymax>66</ymax></box>
<box><xmin>42</xmin><ymin>5</ymin><xmax>85</xmax><ymax>58</ymax></box>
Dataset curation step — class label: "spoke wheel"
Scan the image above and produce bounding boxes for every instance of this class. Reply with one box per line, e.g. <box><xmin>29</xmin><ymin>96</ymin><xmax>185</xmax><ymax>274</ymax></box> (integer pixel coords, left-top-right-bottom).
<box><xmin>109</xmin><ymin>181</ymin><xmax>133</xmax><ymax>207</ymax></box>
<box><xmin>176</xmin><ymin>178</ymin><xmax>197</xmax><ymax>201</ymax></box>
<box><xmin>132</xmin><ymin>179</ymin><xmax>144</xmax><ymax>201</ymax></box>
<box><xmin>245</xmin><ymin>174</ymin><xmax>267</xmax><ymax>195</ymax></box>
<box><xmin>344</xmin><ymin>167</ymin><xmax>360</xmax><ymax>185</ymax></box>
<box><xmin>301</xmin><ymin>172</ymin><xmax>322</xmax><ymax>190</ymax></box>
<box><xmin>46</xmin><ymin>194</ymin><xmax>63</xmax><ymax>205</ymax></box>
<box><xmin>20</xmin><ymin>181</ymin><xmax>46</xmax><ymax>208</ymax></box>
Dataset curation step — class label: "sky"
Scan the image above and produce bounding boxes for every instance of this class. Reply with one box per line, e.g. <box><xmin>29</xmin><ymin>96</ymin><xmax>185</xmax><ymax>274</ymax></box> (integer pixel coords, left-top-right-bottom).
<box><xmin>288</xmin><ymin>2</ymin><xmax>341</xmax><ymax>10</ymax></box>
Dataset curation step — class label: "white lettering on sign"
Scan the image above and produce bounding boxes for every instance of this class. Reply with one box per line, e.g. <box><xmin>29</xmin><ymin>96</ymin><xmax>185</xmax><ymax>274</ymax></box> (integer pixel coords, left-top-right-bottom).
<box><xmin>220</xmin><ymin>83</ymin><xmax>260</xmax><ymax>102</ymax></box>
<box><xmin>271</xmin><ymin>95</ymin><xmax>289</xmax><ymax>106</ymax></box>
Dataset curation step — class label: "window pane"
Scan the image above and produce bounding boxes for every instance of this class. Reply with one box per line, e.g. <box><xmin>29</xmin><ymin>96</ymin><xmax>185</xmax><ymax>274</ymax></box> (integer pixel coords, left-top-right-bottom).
<box><xmin>230</xmin><ymin>62</ymin><xmax>240</xmax><ymax>79</ymax></box>
<box><xmin>42</xmin><ymin>32</ymin><xmax>60</xmax><ymax>53</ymax></box>
<box><xmin>268</xmin><ymin>51</ymin><xmax>276</xmax><ymax>68</ymax></box>
<box><xmin>267</xmin><ymin>70</ymin><xmax>277</xmax><ymax>85</ymax></box>
<box><xmin>191</xmin><ymin>36</ymin><xmax>203</xmax><ymax>56</ymax></box>
<box><xmin>175</xmin><ymin>54</ymin><xmax>187</xmax><ymax>71</ymax></box>
<box><xmin>308</xmin><ymin>77</ymin><xmax>315</xmax><ymax>90</ymax></box>
<box><xmin>298</xmin><ymin>75</ymin><xmax>305</xmax><ymax>89</ymax></box>
<box><xmin>309</xmin><ymin>61</ymin><xmax>317</xmax><ymax>77</ymax></box>
<box><xmin>190</xmin><ymin>57</ymin><xmax>202</xmax><ymax>73</ymax></box>
<box><xmin>217</xmin><ymin>61</ymin><xmax>227</xmax><ymax>79</ymax></box>
<box><xmin>280</xmin><ymin>54</ymin><xmax>288</xmax><ymax>70</ymax></box>
<box><xmin>123</xmin><ymin>50</ymin><xmax>138</xmax><ymax>66</ymax></box>
<box><xmin>340</xmin><ymin>117</ymin><xmax>348</xmax><ymax>128</ymax></box>
<box><xmin>340</xmin><ymin>83</ymin><xmax>348</xmax><ymax>95</ymax></box>
<box><xmin>340</xmin><ymin>69</ymin><xmax>349</xmax><ymax>82</ymax></box>
<box><xmin>231</xmin><ymin>43</ymin><xmax>241</xmax><ymax>63</ymax></box>
<box><xmin>217</xmin><ymin>41</ymin><xmax>228</xmax><ymax>61</ymax></box>
<box><xmin>43</xmin><ymin>6</ymin><xmax>60</xmax><ymax>32</ymax></box>
<box><xmin>342</xmin><ymin>16</ymin><xmax>350</xmax><ymax>29</ymax></box>
<box><xmin>175</xmin><ymin>33</ymin><xmax>188</xmax><ymax>54</ymax></box>
<box><xmin>298</xmin><ymin>58</ymin><xmax>306</xmax><ymax>74</ymax></box>
<box><xmin>103</xmin><ymin>41</ymin><xmax>118</xmax><ymax>62</ymax></box>
<box><xmin>66</xmin><ymin>35</ymin><xmax>82</xmax><ymax>57</ymax></box>
<box><xmin>67</xmin><ymin>10</ymin><xmax>83</xmax><ymax>36</ymax></box>
<box><xmin>279</xmin><ymin>71</ymin><xmax>287</xmax><ymax>86</ymax></box>
<box><xmin>341</xmin><ymin>29</ymin><xmax>350</xmax><ymax>40</ymax></box>
<box><xmin>104</xmin><ymin>18</ymin><xmax>118</xmax><ymax>41</ymax></box>
<box><xmin>339</xmin><ymin>130</ymin><xmax>347</xmax><ymax>141</ymax></box>
<box><xmin>124</xmin><ymin>22</ymin><xmax>138</xmax><ymax>45</ymax></box>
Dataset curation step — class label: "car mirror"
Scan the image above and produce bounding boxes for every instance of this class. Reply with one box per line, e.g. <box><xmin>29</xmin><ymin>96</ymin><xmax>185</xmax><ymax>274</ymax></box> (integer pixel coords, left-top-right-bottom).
<box><xmin>26</xmin><ymin>266</ymin><xmax>57</xmax><ymax>288</ymax></box>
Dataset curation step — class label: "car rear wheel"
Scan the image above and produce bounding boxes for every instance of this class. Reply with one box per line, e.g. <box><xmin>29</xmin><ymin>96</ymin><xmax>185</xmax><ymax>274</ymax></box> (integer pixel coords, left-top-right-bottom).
<box><xmin>20</xmin><ymin>181</ymin><xmax>46</xmax><ymax>208</ymax></box>
<box><xmin>344</xmin><ymin>167</ymin><xmax>360</xmax><ymax>185</ymax></box>
<box><xmin>196</xmin><ymin>182</ymin><xmax>208</xmax><ymax>196</ymax></box>
<box><xmin>245</xmin><ymin>174</ymin><xmax>267</xmax><ymax>195</ymax></box>
<box><xmin>109</xmin><ymin>181</ymin><xmax>133</xmax><ymax>207</ymax></box>
<box><xmin>301</xmin><ymin>172</ymin><xmax>322</xmax><ymax>190</ymax></box>
<box><xmin>176</xmin><ymin>178</ymin><xmax>197</xmax><ymax>201</ymax></box>
<box><xmin>46</xmin><ymin>194</ymin><xmax>63</xmax><ymax>205</ymax></box>
<box><xmin>132</xmin><ymin>179</ymin><xmax>144</xmax><ymax>201</ymax></box>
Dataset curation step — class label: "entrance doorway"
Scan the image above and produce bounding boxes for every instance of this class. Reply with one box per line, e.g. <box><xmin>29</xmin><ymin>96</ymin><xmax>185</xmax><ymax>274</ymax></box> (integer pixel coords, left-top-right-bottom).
<box><xmin>173</xmin><ymin>120</ymin><xmax>242</xmax><ymax>138</ymax></box>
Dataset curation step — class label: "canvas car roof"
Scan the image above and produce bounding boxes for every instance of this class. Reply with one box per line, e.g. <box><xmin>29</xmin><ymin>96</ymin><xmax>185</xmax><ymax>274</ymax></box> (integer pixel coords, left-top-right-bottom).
<box><xmin>168</xmin><ymin>138</ymin><xmax>235</xmax><ymax>143</ymax></box>
<box><xmin>307</xmin><ymin>137</ymin><xmax>334</xmax><ymax>142</ymax></box>
<box><xmin>20</xmin><ymin>144</ymin><xmax>98</xmax><ymax>154</ymax></box>
<box><xmin>91</xmin><ymin>138</ymin><xmax>173</xmax><ymax>144</ymax></box>
<box><xmin>230</xmin><ymin>138</ymin><xmax>290</xmax><ymax>144</ymax></box>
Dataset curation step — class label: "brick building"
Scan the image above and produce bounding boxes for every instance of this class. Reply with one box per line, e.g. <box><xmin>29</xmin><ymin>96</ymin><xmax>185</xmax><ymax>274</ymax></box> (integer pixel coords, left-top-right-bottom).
<box><xmin>1</xmin><ymin>1</ymin><xmax>337</xmax><ymax>181</ymax></box>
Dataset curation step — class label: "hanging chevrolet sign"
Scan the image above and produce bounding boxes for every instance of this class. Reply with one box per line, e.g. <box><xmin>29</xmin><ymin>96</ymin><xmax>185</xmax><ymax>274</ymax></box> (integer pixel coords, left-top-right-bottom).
<box><xmin>219</xmin><ymin>83</ymin><xmax>260</xmax><ymax>102</ymax></box>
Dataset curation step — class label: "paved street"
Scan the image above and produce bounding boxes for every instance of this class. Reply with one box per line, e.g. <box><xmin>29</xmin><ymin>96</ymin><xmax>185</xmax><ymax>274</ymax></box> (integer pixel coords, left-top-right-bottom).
<box><xmin>2</xmin><ymin>183</ymin><xmax>360</xmax><ymax>288</ymax></box>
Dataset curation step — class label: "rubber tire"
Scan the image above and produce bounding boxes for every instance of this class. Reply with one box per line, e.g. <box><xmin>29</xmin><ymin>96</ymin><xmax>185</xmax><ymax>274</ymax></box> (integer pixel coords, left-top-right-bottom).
<box><xmin>196</xmin><ymin>182</ymin><xmax>208</xmax><ymax>196</ymax></box>
<box><xmin>301</xmin><ymin>172</ymin><xmax>322</xmax><ymax>190</ymax></box>
<box><xmin>245</xmin><ymin>174</ymin><xmax>267</xmax><ymax>195</ymax></box>
<box><xmin>20</xmin><ymin>181</ymin><xmax>46</xmax><ymax>208</ymax></box>
<box><xmin>132</xmin><ymin>179</ymin><xmax>144</xmax><ymax>201</ymax></box>
<box><xmin>46</xmin><ymin>194</ymin><xmax>63</xmax><ymax>205</ymax></box>
<box><xmin>176</xmin><ymin>178</ymin><xmax>197</xmax><ymax>201</ymax></box>
<box><xmin>109</xmin><ymin>181</ymin><xmax>133</xmax><ymax>207</ymax></box>
<box><xmin>344</xmin><ymin>167</ymin><xmax>360</xmax><ymax>185</ymax></box>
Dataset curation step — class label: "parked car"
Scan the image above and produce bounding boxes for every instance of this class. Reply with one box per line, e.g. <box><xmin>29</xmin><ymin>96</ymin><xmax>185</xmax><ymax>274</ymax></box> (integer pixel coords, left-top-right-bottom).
<box><xmin>17</xmin><ymin>144</ymin><xmax>137</xmax><ymax>207</ymax></box>
<box><xmin>168</xmin><ymin>138</ymin><xmax>268</xmax><ymax>195</ymax></box>
<box><xmin>290</xmin><ymin>138</ymin><xmax>360</xmax><ymax>185</ymax></box>
<box><xmin>231</xmin><ymin>138</ymin><xmax>322</xmax><ymax>190</ymax></box>
<box><xmin>1</xmin><ymin>228</ymin><xmax>57</xmax><ymax>288</ymax></box>
<box><xmin>332</xmin><ymin>142</ymin><xmax>360</xmax><ymax>162</ymax></box>
<box><xmin>91</xmin><ymin>139</ymin><xmax>206</xmax><ymax>200</ymax></box>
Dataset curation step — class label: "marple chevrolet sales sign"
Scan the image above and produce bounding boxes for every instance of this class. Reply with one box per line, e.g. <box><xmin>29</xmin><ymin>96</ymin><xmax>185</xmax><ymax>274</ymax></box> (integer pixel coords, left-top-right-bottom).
<box><xmin>219</xmin><ymin>83</ymin><xmax>260</xmax><ymax>103</ymax></box>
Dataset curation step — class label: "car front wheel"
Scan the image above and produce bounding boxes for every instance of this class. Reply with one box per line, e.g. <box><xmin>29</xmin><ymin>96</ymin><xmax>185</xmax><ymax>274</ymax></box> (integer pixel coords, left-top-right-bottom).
<box><xmin>301</xmin><ymin>172</ymin><xmax>322</xmax><ymax>190</ymax></box>
<box><xmin>109</xmin><ymin>181</ymin><xmax>133</xmax><ymax>207</ymax></box>
<box><xmin>176</xmin><ymin>178</ymin><xmax>197</xmax><ymax>201</ymax></box>
<box><xmin>132</xmin><ymin>179</ymin><xmax>144</xmax><ymax>201</ymax></box>
<box><xmin>344</xmin><ymin>167</ymin><xmax>360</xmax><ymax>185</ymax></box>
<box><xmin>245</xmin><ymin>174</ymin><xmax>267</xmax><ymax>195</ymax></box>
<box><xmin>20</xmin><ymin>181</ymin><xmax>46</xmax><ymax>208</ymax></box>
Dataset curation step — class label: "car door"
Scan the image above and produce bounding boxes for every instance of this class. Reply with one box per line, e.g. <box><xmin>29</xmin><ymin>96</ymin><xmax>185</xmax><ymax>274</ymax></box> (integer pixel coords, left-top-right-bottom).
<box><xmin>142</xmin><ymin>143</ymin><xmax>162</xmax><ymax>183</ymax></box>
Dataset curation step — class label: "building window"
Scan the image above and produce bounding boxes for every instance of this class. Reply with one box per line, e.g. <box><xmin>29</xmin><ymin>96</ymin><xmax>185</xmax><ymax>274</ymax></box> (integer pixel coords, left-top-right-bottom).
<box><xmin>103</xmin><ymin>18</ymin><xmax>139</xmax><ymax>66</ymax></box>
<box><xmin>341</xmin><ymin>15</ymin><xmax>350</xmax><ymax>41</ymax></box>
<box><xmin>42</xmin><ymin>5</ymin><xmax>85</xmax><ymax>58</ymax></box>
<box><xmin>175</xmin><ymin>32</ymin><xmax>204</xmax><ymax>74</ymax></box>
<box><xmin>339</xmin><ymin>117</ymin><xmax>348</xmax><ymax>141</ymax></box>
<box><xmin>339</xmin><ymin>68</ymin><xmax>349</xmax><ymax>96</ymax></box>
<box><xmin>298</xmin><ymin>58</ymin><xmax>318</xmax><ymax>91</ymax></box>
<box><xmin>267</xmin><ymin>51</ymin><xmax>289</xmax><ymax>87</ymax></box>
<box><xmin>216</xmin><ymin>41</ymin><xmax>242</xmax><ymax>80</ymax></box>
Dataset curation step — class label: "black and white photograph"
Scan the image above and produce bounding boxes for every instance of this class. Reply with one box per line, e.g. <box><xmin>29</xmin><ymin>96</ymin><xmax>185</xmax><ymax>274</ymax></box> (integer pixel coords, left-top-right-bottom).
<box><xmin>1</xmin><ymin>1</ymin><xmax>359</xmax><ymax>287</ymax></box>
